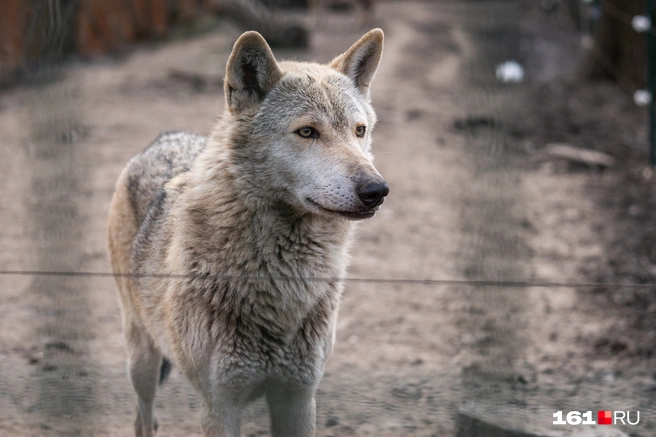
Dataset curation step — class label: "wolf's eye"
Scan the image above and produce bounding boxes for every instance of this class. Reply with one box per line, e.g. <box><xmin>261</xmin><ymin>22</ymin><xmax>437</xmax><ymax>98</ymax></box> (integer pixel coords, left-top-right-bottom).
<box><xmin>296</xmin><ymin>127</ymin><xmax>319</xmax><ymax>139</ymax></box>
<box><xmin>355</xmin><ymin>125</ymin><xmax>366</xmax><ymax>137</ymax></box>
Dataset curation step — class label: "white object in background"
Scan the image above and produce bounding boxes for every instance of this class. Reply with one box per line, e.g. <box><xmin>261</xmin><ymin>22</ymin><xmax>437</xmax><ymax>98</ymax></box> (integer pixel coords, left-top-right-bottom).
<box><xmin>632</xmin><ymin>15</ymin><xmax>651</xmax><ymax>33</ymax></box>
<box><xmin>495</xmin><ymin>60</ymin><xmax>525</xmax><ymax>83</ymax></box>
<box><xmin>634</xmin><ymin>89</ymin><xmax>652</xmax><ymax>107</ymax></box>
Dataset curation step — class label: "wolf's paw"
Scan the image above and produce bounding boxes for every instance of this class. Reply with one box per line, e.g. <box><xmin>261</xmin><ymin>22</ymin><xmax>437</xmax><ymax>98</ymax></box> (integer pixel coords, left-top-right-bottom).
<box><xmin>134</xmin><ymin>408</ymin><xmax>159</xmax><ymax>437</ymax></box>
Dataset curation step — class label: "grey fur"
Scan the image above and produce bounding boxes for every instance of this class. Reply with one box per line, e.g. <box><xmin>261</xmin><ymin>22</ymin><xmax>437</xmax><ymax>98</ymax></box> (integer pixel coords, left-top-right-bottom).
<box><xmin>126</xmin><ymin>131</ymin><xmax>207</xmax><ymax>224</ymax></box>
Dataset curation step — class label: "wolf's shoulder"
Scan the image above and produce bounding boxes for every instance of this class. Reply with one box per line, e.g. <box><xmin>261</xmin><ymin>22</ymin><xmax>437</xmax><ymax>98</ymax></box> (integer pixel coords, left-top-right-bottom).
<box><xmin>125</xmin><ymin>131</ymin><xmax>207</xmax><ymax>224</ymax></box>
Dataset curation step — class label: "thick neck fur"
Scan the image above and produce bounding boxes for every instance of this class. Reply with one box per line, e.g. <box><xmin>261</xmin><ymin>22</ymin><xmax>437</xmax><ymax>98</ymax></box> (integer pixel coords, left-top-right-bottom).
<box><xmin>171</xmin><ymin>113</ymin><xmax>355</xmax><ymax>318</ymax></box>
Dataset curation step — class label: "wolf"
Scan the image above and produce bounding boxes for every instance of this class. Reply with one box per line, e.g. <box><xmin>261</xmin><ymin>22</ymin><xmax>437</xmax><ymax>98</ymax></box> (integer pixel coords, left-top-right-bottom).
<box><xmin>107</xmin><ymin>28</ymin><xmax>388</xmax><ymax>437</ymax></box>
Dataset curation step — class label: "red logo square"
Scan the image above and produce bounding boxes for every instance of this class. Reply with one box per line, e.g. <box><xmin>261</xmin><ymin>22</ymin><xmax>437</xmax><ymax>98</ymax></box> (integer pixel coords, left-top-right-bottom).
<box><xmin>598</xmin><ymin>410</ymin><xmax>612</xmax><ymax>425</ymax></box>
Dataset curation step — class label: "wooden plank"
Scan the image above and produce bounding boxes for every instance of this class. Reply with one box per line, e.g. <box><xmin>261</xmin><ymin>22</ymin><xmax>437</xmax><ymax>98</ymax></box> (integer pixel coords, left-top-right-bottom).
<box><xmin>0</xmin><ymin>0</ymin><xmax>30</xmax><ymax>68</ymax></box>
<box><xmin>75</xmin><ymin>0</ymin><xmax>137</xmax><ymax>56</ymax></box>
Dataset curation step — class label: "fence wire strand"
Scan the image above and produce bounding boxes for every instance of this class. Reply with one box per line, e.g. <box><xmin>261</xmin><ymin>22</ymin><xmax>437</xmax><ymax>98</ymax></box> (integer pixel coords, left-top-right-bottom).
<box><xmin>1</xmin><ymin>269</ymin><xmax>655</xmax><ymax>290</ymax></box>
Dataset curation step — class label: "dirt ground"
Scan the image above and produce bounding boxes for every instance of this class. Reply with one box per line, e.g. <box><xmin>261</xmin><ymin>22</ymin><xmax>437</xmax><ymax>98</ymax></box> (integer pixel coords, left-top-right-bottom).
<box><xmin>0</xmin><ymin>1</ymin><xmax>655</xmax><ymax>436</ymax></box>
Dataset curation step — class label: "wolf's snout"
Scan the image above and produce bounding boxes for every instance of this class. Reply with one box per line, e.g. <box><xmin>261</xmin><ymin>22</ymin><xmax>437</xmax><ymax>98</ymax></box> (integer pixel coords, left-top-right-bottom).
<box><xmin>358</xmin><ymin>180</ymin><xmax>389</xmax><ymax>208</ymax></box>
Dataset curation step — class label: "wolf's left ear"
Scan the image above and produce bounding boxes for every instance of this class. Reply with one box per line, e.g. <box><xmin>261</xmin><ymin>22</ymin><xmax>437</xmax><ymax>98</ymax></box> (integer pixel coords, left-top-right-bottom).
<box><xmin>224</xmin><ymin>31</ymin><xmax>283</xmax><ymax>113</ymax></box>
<box><xmin>329</xmin><ymin>28</ymin><xmax>384</xmax><ymax>99</ymax></box>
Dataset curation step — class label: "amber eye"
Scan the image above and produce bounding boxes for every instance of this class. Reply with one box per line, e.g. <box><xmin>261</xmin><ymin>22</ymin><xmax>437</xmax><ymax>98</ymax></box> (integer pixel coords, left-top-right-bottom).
<box><xmin>296</xmin><ymin>127</ymin><xmax>319</xmax><ymax>139</ymax></box>
<box><xmin>355</xmin><ymin>125</ymin><xmax>366</xmax><ymax>137</ymax></box>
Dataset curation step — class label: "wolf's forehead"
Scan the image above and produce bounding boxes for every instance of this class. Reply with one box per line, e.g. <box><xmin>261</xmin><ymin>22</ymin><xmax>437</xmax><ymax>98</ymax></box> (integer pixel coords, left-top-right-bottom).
<box><xmin>267</xmin><ymin>66</ymin><xmax>370</xmax><ymax>126</ymax></box>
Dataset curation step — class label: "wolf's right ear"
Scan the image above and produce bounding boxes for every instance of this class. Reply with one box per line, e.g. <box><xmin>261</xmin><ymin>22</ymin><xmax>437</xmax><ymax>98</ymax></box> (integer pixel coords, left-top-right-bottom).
<box><xmin>329</xmin><ymin>28</ymin><xmax>384</xmax><ymax>99</ymax></box>
<box><xmin>224</xmin><ymin>31</ymin><xmax>283</xmax><ymax>113</ymax></box>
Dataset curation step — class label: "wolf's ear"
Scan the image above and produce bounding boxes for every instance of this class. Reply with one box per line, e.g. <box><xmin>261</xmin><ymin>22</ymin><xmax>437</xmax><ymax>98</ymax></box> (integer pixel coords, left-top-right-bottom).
<box><xmin>224</xmin><ymin>31</ymin><xmax>283</xmax><ymax>113</ymax></box>
<box><xmin>329</xmin><ymin>28</ymin><xmax>384</xmax><ymax>99</ymax></box>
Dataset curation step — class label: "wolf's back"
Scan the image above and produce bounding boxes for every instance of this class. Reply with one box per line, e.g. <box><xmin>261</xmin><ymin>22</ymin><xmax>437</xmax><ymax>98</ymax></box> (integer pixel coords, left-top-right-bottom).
<box><xmin>107</xmin><ymin>131</ymin><xmax>207</xmax><ymax>296</ymax></box>
<box><xmin>124</xmin><ymin>131</ymin><xmax>207</xmax><ymax>225</ymax></box>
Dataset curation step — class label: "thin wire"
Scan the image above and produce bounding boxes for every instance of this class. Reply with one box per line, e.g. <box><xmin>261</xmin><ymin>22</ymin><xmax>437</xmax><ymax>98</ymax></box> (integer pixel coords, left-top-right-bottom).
<box><xmin>0</xmin><ymin>269</ymin><xmax>655</xmax><ymax>289</ymax></box>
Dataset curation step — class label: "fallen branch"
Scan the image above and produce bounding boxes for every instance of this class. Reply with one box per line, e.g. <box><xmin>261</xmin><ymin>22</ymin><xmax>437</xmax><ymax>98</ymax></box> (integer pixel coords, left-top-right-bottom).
<box><xmin>545</xmin><ymin>143</ymin><xmax>616</xmax><ymax>168</ymax></box>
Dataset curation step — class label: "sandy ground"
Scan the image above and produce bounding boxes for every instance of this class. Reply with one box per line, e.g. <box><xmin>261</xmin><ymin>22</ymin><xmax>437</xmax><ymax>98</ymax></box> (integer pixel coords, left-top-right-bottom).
<box><xmin>0</xmin><ymin>1</ymin><xmax>654</xmax><ymax>436</ymax></box>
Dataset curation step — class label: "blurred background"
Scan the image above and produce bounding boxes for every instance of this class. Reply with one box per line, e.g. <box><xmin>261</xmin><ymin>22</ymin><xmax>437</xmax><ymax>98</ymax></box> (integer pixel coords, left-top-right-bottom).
<box><xmin>0</xmin><ymin>0</ymin><xmax>655</xmax><ymax>436</ymax></box>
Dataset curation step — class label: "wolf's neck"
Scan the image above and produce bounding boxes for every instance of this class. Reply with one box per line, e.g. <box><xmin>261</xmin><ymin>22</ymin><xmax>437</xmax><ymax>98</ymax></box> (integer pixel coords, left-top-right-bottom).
<box><xmin>180</xmin><ymin>142</ymin><xmax>355</xmax><ymax>282</ymax></box>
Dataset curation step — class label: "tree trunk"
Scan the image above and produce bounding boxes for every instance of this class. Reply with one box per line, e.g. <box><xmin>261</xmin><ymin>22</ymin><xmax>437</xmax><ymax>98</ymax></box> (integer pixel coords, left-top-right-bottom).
<box><xmin>581</xmin><ymin>0</ymin><xmax>648</xmax><ymax>92</ymax></box>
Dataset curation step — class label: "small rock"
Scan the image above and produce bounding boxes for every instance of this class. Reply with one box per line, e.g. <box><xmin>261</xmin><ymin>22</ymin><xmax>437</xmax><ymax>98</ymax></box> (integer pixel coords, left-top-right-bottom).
<box><xmin>628</xmin><ymin>205</ymin><xmax>641</xmax><ymax>217</ymax></box>
<box><xmin>642</xmin><ymin>167</ymin><xmax>653</xmax><ymax>180</ymax></box>
<box><xmin>27</xmin><ymin>353</ymin><xmax>42</xmax><ymax>365</ymax></box>
<box><xmin>45</xmin><ymin>341</ymin><xmax>74</xmax><ymax>353</ymax></box>
<box><xmin>391</xmin><ymin>385</ymin><xmax>423</xmax><ymax>402</ymax></box>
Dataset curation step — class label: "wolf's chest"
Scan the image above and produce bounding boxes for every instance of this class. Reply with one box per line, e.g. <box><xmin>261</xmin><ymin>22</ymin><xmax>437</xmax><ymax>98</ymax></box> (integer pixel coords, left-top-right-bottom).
<box><xmin>211</xmin><ymin>299</ymin><xmax>335</xmax><ymax>387</ymax></box>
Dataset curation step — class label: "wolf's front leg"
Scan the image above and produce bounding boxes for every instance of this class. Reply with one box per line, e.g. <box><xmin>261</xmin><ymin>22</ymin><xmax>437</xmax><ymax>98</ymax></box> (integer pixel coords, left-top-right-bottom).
<box><xmin>266</xmin><ymin>387</ymin><xmax>317</xmax><ymax>437</ymax></box>
<box><xmin>200</xmin><ymin>396</ymin><xmax>242</xmax><ymax>437</ymax></box>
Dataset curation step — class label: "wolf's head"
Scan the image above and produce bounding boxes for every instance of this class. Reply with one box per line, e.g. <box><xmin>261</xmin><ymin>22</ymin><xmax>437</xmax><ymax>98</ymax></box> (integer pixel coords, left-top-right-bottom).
<box><xmin>220</xmin><ymin>29</ymin><xmax>388</xmax><ymax>221</ymax></box>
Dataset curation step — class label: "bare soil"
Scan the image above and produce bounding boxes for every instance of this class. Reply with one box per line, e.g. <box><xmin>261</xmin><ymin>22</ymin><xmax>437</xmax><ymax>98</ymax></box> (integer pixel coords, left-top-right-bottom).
<box><xmin>0</xmin><ymin>1</ymin><xmax>654</xmax><ymax>436</ymax></box>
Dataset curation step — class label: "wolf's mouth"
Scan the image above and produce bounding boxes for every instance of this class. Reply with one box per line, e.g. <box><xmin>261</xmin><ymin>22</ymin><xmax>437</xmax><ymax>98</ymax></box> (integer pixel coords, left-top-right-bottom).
<box><xmin>306</xmin><ymin>198</ymin><xmax>381</xmax><ymax>220</ymax></box>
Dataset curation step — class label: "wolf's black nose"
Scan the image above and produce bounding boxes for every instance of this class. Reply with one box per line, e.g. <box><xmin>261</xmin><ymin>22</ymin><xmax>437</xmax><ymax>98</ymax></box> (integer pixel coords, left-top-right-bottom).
<box><xmin>358</xmin><ymin>180</ymin><xmax>389</xmax><ymax>208</ymax></box>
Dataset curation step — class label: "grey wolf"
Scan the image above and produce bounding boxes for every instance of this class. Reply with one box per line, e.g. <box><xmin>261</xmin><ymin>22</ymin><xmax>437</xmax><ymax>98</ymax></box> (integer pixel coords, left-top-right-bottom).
<box><xmin>107</xmin><ymin>28</ymin><xmax>388</xmax><ymax>437</ymax></box>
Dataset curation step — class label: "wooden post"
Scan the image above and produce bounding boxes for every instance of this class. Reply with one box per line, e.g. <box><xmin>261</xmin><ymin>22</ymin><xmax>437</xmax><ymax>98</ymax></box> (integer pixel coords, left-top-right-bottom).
<box><xmin>0</xmin><ymin>0</ymin><xmax>30</xmax><ymax>69</ymax></box>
